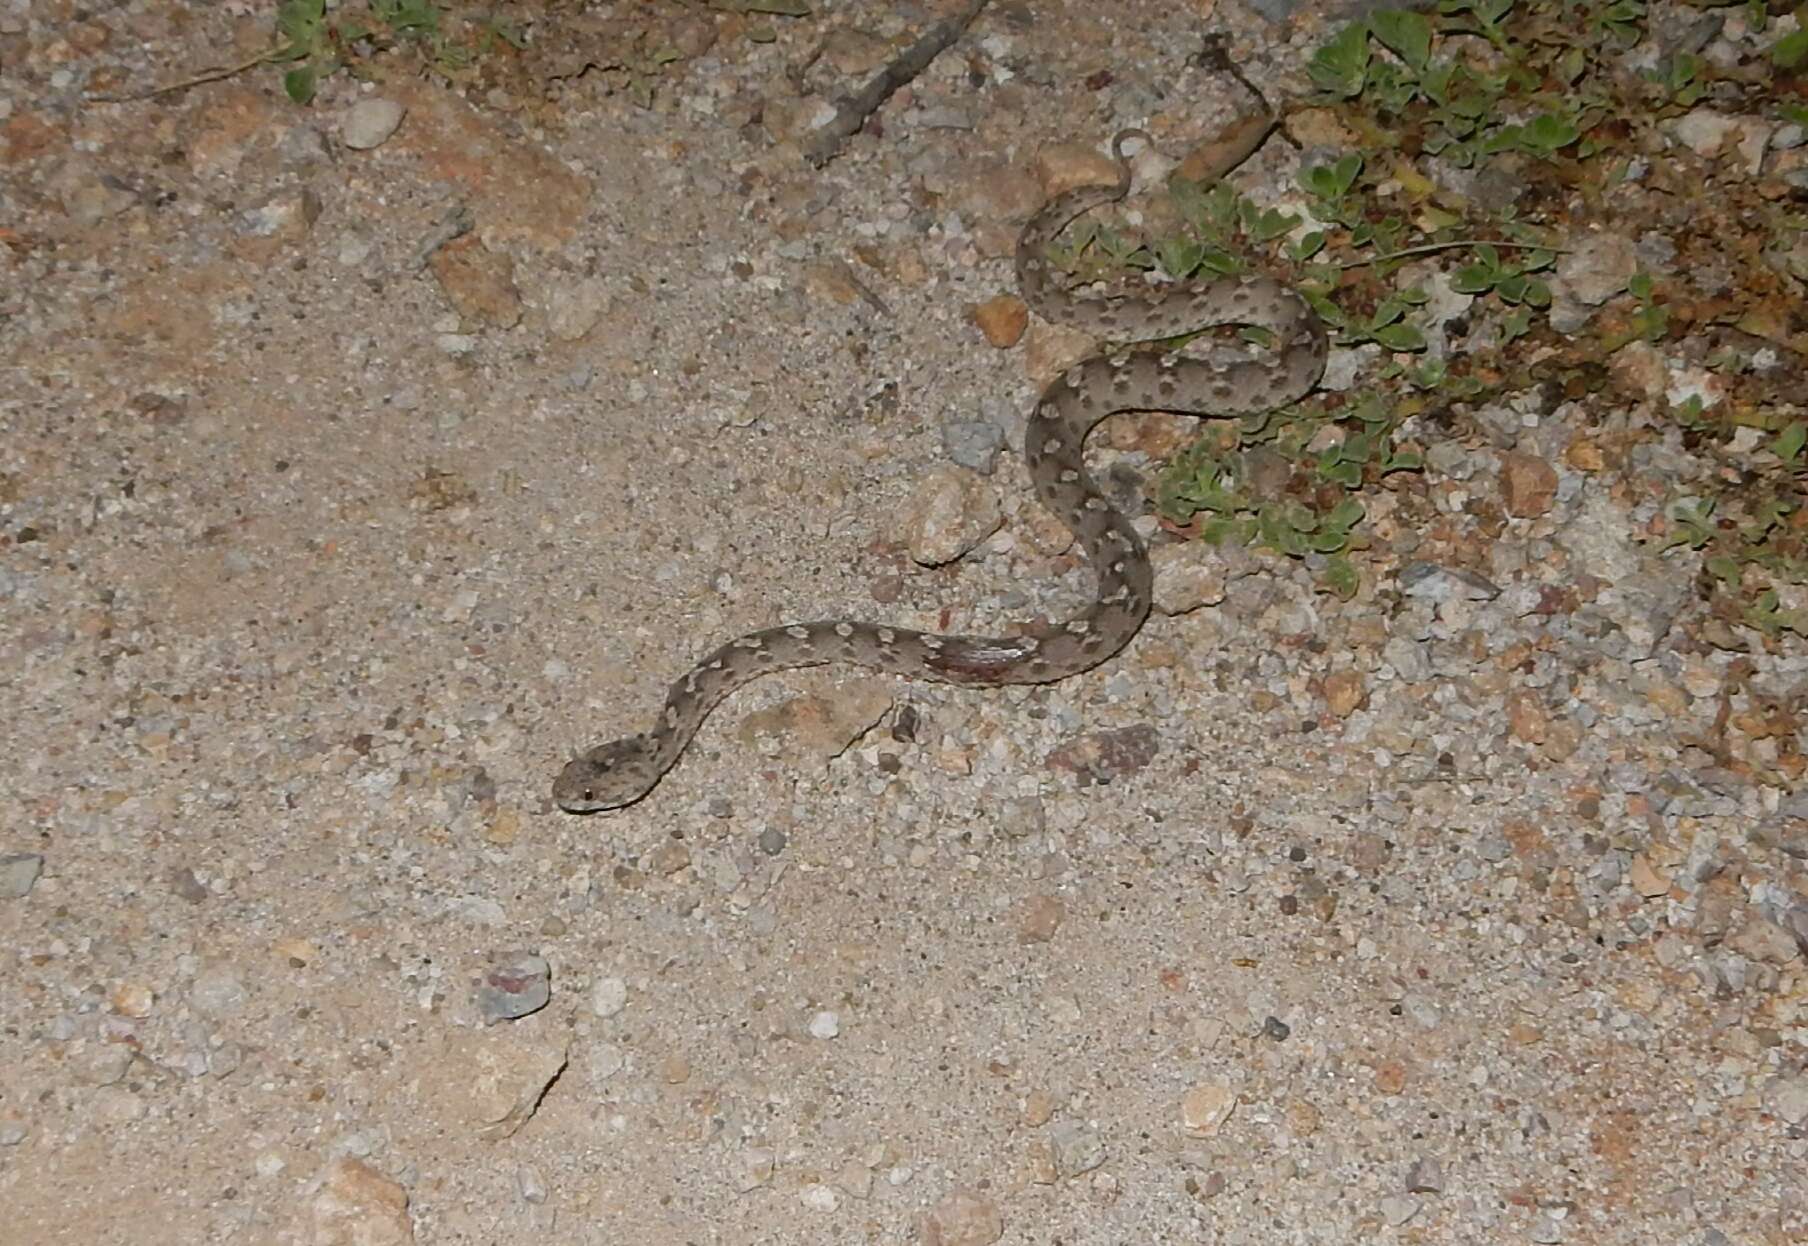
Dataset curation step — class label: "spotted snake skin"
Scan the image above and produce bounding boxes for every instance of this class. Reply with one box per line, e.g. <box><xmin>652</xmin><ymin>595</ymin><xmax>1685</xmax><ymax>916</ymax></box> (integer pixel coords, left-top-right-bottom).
<box><xmin>553</xmin><ymin>131</ymin><xmax>1327</xmax><ymax>812</ymax></box>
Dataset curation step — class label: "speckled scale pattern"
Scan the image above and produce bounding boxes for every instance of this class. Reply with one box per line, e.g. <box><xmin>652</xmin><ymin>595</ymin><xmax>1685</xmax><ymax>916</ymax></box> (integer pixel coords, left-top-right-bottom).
<box><xmin>554</xmin><ymin>130</ymin><xmax>1327</xmax><ymax>812</ymax></box>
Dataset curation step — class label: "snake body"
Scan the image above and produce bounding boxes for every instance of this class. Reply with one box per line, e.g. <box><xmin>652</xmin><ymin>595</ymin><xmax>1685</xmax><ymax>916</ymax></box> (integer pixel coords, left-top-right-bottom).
<box><xmin>554</xmin><ymin>132</ymin><xmax>1327</xmax><ymax>813</ymax></box>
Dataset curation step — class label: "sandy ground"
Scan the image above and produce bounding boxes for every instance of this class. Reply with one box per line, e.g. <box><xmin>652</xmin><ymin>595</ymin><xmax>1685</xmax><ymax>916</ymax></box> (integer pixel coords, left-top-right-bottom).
<box><xmin>1</xmin><ymin>1</ymin><xmax>1805</xmax><ymax>1243</ymax></box>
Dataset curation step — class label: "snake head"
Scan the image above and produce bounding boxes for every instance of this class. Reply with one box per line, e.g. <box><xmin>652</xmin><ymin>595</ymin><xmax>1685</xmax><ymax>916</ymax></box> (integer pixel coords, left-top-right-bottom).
<box><xmin>552</xmin><ymin>735</ymin><xmax>660</xmax><ymax>813</ymax></box>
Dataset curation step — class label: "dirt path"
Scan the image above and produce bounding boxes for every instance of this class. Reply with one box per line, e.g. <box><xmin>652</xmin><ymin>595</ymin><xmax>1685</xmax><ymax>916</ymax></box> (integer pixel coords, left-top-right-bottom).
<box><xmin>1</xmin><ymin>2</ymin><xmax>1803</xmax><ymax>1243</ymax></box>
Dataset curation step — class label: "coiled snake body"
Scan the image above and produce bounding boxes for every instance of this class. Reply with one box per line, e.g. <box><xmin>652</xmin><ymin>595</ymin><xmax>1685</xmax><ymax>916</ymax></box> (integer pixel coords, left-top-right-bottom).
<box><xmin>554</xmin><ymin>132</ymin><xmax>1327</xmax><ymax>813</ymax></box>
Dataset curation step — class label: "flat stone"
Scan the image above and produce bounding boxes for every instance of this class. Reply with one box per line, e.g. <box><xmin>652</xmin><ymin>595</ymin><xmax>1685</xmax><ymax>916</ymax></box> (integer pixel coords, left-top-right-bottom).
<box><xmin>922</xmin><ymin>1188</ymin><xmax>1003</xmax><ymax>1246</ymax></box>
<box><xmin>0</xmin><ymin>853</ymin><xmax>43</xmax><ymax>899</ymax></box>
<box><xmin>341</xmin><ymin>98</ymin><xmax>406</xmax><ymax>150</ymax></box>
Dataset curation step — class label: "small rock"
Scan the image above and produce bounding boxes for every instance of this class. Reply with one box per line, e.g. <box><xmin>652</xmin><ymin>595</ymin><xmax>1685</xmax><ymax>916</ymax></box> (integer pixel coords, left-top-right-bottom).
<box><xmin>1762</xmin><ymin>1071</ymin><xmax>1808</xmax><ymax>1125</ymax></box>
<box><xmin>1022</xmin><ymin>1087</ymin><xmax>1056</xmax><ymax>1127</ymax></box>
<box><xmin>734</xmin><ymin>1147</ymin><xmax>776</xmax><ymax>1193</ymax></box>
<box><xmin>1529</xmin><ymin>1211</ymin><xmax>1564</xmax><ymax>1244</ymax></box>
<box><xmin>1382</xmin><ymin>635</ymin><xmax>1431</xmax><ymax>681</ymax></box>
<box><xmin>1506</xmin><ymin>689</ymin><xmax>1548</xmax><ymax>744</ymax></box>
<box><xmin>1181</xmin><ymin>1082</ymin><xmax>1237</xmax><ymax>1137</ymax></box>
<box><xmin>590</xmin><ymin>976</ymin><xmax>627</xmax><ymax>1019</ymax></box>
<box><xmin>62</xmin><ymin>176</ymin><xmax>136</xmax><ymax>226</ymax></box>
<box><xmin>168</xmin><ymin>866</ymin><xmax>209</xmax><ymax>904</ymax></box>
<box><xmin>1380</xmin><ymin>1194</ymin><xmax>1420</xmax><ymax>1226</ymax></box>
<box><xmin>190</xmin><ymin>965</ymin><xmax>249</xmax><ymax>1018</ymax></box>
<box><xmin>1403</xmin><ymin>994</ymin><xmax>1442</xmax><ymax>1031</ymax></box>
<box><xmin>922</xmin><ymin>1188</ymin><xmax>1003</xmax><ymax>1246</ymax></box>
<box><xmin>808</xmin><ymin>1010</ymin><xmax>840</xmax><ymax>1040</ymax></box>
<box><xmin>736</xmin><ymin>681</ymin><xmax>893</xmax><ymax>763</ymax></box>
<box><xmin>1668</xmin><ymin>108</ymin><xmax>1772</xmax><ymax>175</ymax></box>
<box><xmin>1323</xmin><ymin>670</ymin><xmax>1366</xmax><ymax>718</ymax></box>
<box><xmin>972</xmin><ymin>294</ymin><xmax>1029</xmax><ymax>348</ymax></box>
<box><xmin>437</xmin><ymin>1032</ymin><xmax>569</xmax><ymax>1140</ymax></box>
<box><xmin>476</xmin><ymin>951</ymin><xmax>551</xmax><ymax>1024</ymax></box>
<box><xmin>341</xmin><ymin>98</ymin><xmax>406</xmax><ymax>150</ymax></box>
<box><xmin>1013</xmin><ymin>893</ymin><xmax>1064</xmax><ymax>943</ymax></box>
<box><xmin>516</xmin><ymin>1164</ymin><xmax>547</xmax><ymax>1205</ymax></box>
<box><xmin>278</xmin><ymin>123</ymin><xmax>330</xmax><ymax>167</ymax></box>
<box><xmin>240</xmin><ymin>189</ymin><xmax>321</xmax><ymax>241</ymax></box>
<box><xmin>109</xmin><ymin>982</ymin><xmax>155</xmax><ymax>1018</ymax></box>
<box><xmin>942</xmin><ymin>418</ymin><xmax>1006</xmax><ymax>474</ymax></box>
<box><xmin>901</xmin><ymin>466</ymin><xmax>1002</xmax><ymax>566</ymax></box>
<box><xmin>546</xmin><ymin>278</ymin><xmax>611</xmax><ymax>342</ymax></box>
<box><xmin>91</xmin><ymin>1086</ymin><xmax>145</xmax><ymax>1125</ymax></box>
<box><xmin>1554</xmin><ymin>233</ymin><xmax>1639</xmax><ymax>306</ymax></box>
<box><xmin>588</xmin><ymin>1040</ymin><xmax>625</xmax><ymax>1083</ymax></box>
<box><xmin>1151</xmin><ymin>541</ymin><xmax>1228</xmax><ymax>614</ymax></box>
<box><xmin>800</xmin><ymin>1183</ymin><xmax>839</xmax><ymax>1211</ymax></box>
<box><xmin>835</xmin><ymin>1159</ymin><xmax>874</xmax><ymax>1200</ymax></box>
<box><xmin>1727</xmin><ymin>917</ymin><xmax>1800</xmax><ymax>965</ymax></box>
<box><xmin>1397</xmin><ymin>563</ymin><xmax>1499</xmax><ymax>602</ymax></box>
<box><xmin>1044</xmin><ymin>723</ymin><xmax>1160</xmax><ymax>787</ymax></box>
<box><xmin>430</xmin><ymin>235</ymin><xmax>522</xmax><ymax>329</ymax></box>
<box><xmin>757</xmin><ymin>825</ymin><xmax>788</xmax><ymax>856</ymax></box>
<box><xmin>74</xmin><ymin>1045</ymin><xmax>132</xmax><ymax>1087</ymax></box>
<box><xmin>1500</xmin><ymin>452</ymin><xmax>1559</xmax><ymax>518</ymax></box>
<box><xmin>1405</xmin><ymin>1157</ymin><xmax>1444</xmax><ymax>1193</ymax></box>
<box><xmin>645</xmin><ymin>839</ymin><xmax>691</xmax><ymax>876</ymax></box>
<box><xmin>1047</xmin><ymin>1119</ymin><xmax>1106</xmax><ymax>1178</ymax></box>
<box><xmin>0</xmin><ymin>853</ymin><xmax>44</xmax><ymax>899</ymax></box>
<box><xmin>1034</xmin><ymin>141</ymin><xmax>1122</xmax><ymax>198</ymax></box>
<box><xmin>821</xmin><ymin>28</ymin><xmax>891</xmax><ymax>75</ymax></box>
<box><xmin>310</xmin><ymin>1159</ymin><xmax>413</xmax><ymax>1246</ymax></box>
<box><xmin>1629</xmin><ymin>853</ymin><xmax>1670</xmax><ymax>898</ymax></box>
<box><xmin>997</xmin><ymin>796</ymin><xmax>1046</xmax><ymax>839</ymax></box>
<box><xmin>1784</xmin><ymin>903</ymin><xmax>1808</xmax><ymax>957</ymax></box>
<box><xmin>761</xmin><ymin>95</ymin><xmax>839</xmax><ymax>145</ymax></box>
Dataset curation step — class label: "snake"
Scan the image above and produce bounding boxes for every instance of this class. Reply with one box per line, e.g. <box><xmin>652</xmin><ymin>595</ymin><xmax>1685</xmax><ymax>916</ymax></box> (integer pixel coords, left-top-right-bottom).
<box><xmin>553</xmin><ymin>130</ymin><xmax>1327</xmax><ymax>813</ymax></box>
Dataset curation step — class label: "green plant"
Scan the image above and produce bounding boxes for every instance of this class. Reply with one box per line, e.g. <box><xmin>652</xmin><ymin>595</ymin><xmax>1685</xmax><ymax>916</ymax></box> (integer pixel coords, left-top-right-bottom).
<box><xmin>1064</xmin><ymin>0</ymin><xmax>1797</xmax><ymax>616</ymax></box>
<box><xmin>1450</xmin><ymin>243</ymin><xmax>1554</xmax><ymax>308</ymax></box>
<box><xmin>269</xmin><ymin>0</ymin><xmax>529</xmax><ymax>104</ymax></box>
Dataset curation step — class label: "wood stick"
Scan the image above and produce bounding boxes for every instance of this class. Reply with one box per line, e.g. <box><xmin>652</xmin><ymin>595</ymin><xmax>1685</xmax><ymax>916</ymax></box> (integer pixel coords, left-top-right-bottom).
<box><xmin>800</xmin><ymin>0</ymin><xmax>993</xmax><ymax>169</ymax></box>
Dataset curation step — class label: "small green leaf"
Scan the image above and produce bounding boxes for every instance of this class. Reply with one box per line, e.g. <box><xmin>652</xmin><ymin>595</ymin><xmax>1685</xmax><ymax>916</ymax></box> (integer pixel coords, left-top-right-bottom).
<box><xmin>1154</xmin><ymin>238</ymin><xmax>1205</xmax><ymax>280</ymax></box>
<box><xmin>1521</xmin><ymin>112</ymin><xmax>1579</xmax><ymax>153</ymax></box>
<box><xmin>1451</xmin><ymin>262</ymin><xmax>1497</xmax><ymax>294</ymax></box>
<box><xmin>1372</xmin><ymin>322</ymin><xmax>1426</xmax><ymax>351</ymax></box>
<box><xmin>276</xmin><ymin>0</ymin><xmax>326</xmax><ymax>45</ymax></box>
<box><xmin>1289</xmin><ymin>231</ymin><xmax>1327</xmax><ymax>262</ymax></box>
<box><xmin>1704</xmin><ymin>557</ymin><xmax>1742</xmax><ymax>589</ymax></box>
<box><xmin>1319</xmin><ymin>555</ymin><xmax>1360</xmax><ymax>600</ymax></box>
<box><xmin>1319</xmin><ymin>459</ymin><xmax>1363</xmax><ymax>487</ymax></box>
<box><xmin>1773</xmin><ymin>420</ymin><xmax>1806</xmax><ymax>464</ymax></box>
<box><xmin>1369</xmin><ymin>9</ymin><xmax>1433</xmax><ymax>70</ymax></box>
<box><xmin>283</xmin><ymin>63</ymin><xmax>318</xmax><ymax>104</ymax></box>
<box><xmin>1198</xmin><ymin>518</ymin><xmax>1244</xmax><ymax>545</ymax></box>
<box><xmin>1325</xmin><ymin>497</ymin><xmax>1366</xmax><ymax>531</ymax></box>
<box><xmin>1307</xmin><ymin>22</ymin><xmax>1372</xmax><ymax>98</ymax></box>
<box><xmin>1773</xmin><ymin>27</ymin><xmax>1808</xmax><ymax>69</ymax></box>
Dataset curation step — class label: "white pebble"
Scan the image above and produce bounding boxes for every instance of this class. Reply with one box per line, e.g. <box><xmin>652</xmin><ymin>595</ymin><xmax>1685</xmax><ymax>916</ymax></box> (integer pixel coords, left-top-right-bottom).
<box><xmin>591</xmin><ymin>976</ymin><xmax>628</xmax><ymax>1018</ymax></box>
<box><xmin>341</xmin><ymin>98</ymin><xmax>406</xmax><ymax>150</ymax></box>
